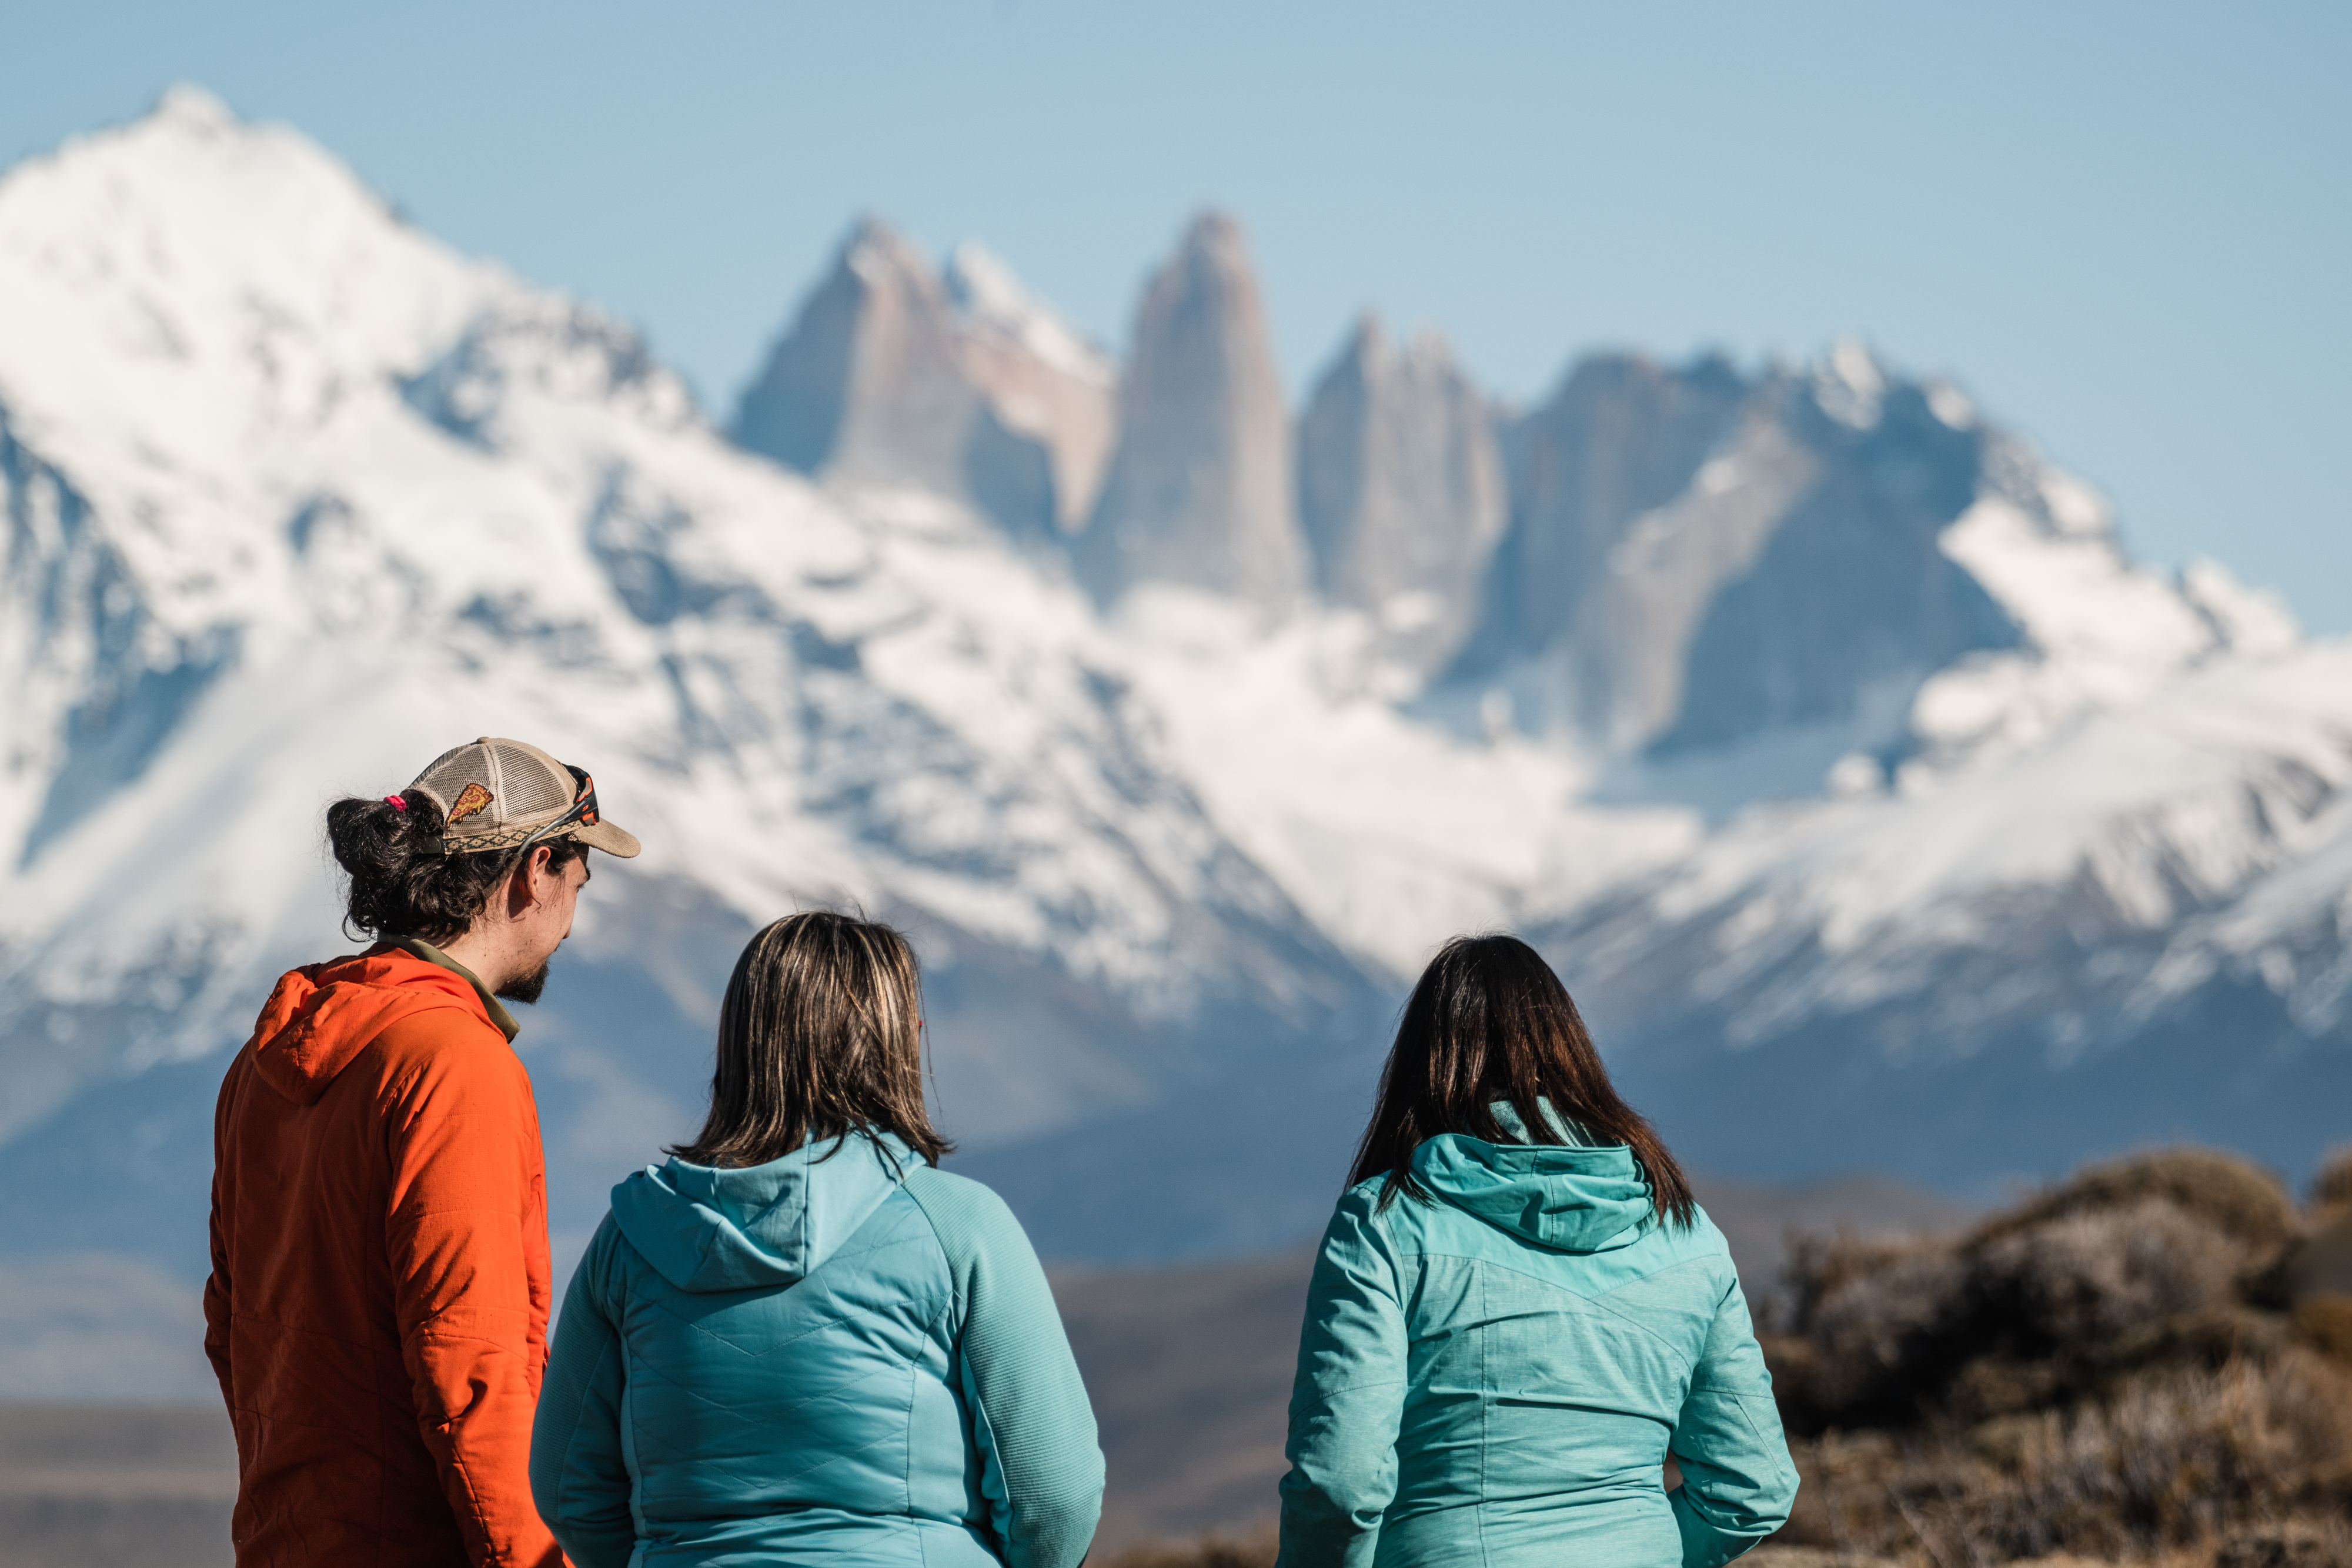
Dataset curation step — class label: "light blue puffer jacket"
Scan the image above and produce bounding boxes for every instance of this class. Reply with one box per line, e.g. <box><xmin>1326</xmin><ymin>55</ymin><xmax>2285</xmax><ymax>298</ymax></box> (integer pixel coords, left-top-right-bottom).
<box><xmin>1278</xmin><ymin>1106</ymin><xmax>1796</xmax><ymax>1568</ymax></box>
<box><xmin>529</xmin><ymin>1132</ymin><xmax>1103</xmax><ymax>1568</ymax></box>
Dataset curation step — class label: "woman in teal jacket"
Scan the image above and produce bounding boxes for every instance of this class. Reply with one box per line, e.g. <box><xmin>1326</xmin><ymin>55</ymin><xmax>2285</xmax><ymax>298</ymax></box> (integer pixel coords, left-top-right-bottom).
<box><xmin>1279</xmin><ymin>935</ymin><xmax>1796</xmax><ymax>1568</ymax></box>
<box><xmin>530</xmin><ymin>911</ymin><xmax>1104</xmax><ymax>1568</ymax></box>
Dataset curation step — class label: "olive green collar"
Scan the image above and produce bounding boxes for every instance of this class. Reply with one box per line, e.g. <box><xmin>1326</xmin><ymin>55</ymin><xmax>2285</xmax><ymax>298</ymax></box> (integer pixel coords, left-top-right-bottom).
<box><xmin>389</xmin><ymin>937</ymin><xmax>521</xmax><ymax>1042</ymax></box>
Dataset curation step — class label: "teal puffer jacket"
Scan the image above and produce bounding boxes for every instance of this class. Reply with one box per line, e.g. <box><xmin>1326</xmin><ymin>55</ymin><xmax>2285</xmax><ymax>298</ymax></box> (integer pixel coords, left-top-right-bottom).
<box><xmin>1278</xmin><ymin>1108</ymin><xmax>1796</xmax><ymax>1568</ymax></box>
<box><xmin>529</xmin><ymin>1132</ymin><xmax>1104</xmax><ymax>1568</ymax></box>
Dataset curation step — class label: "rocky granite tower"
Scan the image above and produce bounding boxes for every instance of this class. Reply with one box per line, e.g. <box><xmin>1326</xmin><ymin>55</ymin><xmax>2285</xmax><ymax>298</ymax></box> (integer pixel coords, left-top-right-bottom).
<box><xmin>733</xmin><ymin>222</ymin><xmax>1111</xmax><ymax>537</ymax></box>
<box><xmin>733</xmin><ymin>219</ymin><xmax>978</xmax><ymax>494</ymax></box>
<box><xmin>1077</xmin><ymin>212</ymin><xmax>1306</xmax><ymax>611</ymax></box>
<box><xmin>946</xmin><ymin>243</ymin><xmax>1116</xmax><ymax>533</ymax></box>
<box><xmin>1297</xmin><ymin>316</ymin><xmax>1505</xmax><ymax>678</ymax></box>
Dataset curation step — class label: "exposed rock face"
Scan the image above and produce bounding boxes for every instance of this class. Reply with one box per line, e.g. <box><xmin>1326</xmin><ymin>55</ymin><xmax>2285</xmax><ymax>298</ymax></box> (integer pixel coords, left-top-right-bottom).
<box><xmin>1453</xmin><ymin>345</ymin><xmax>2018</xmax><ymax>756</ymax></box>
<box><xmin>1454</xmin><ymin>352</ymin><xmax>1750</xmax><ymax>745</ymax></box>
<box><xmin>1653</xmin><ymin>356</ymin><xmax>2023</xmax><ymax>757</ymax></box>
<box><xmin>1297</xmin><ymin>316</ymin><xmax>1505</xmax><ymax>678</ymax></box>
<box><xmin>946</xmin><ymin>243</ymin><xmax>1116</xmax><ymax>533</ymax></box>
<box><xmin>733</xmin><ymin>219</ymin><xmax>980</xmax><ymax>495</ymax></box>
<box><xmin>1077</xmin><ymin>213</ymin><xmax>1306</xmax><ymax>611</ymax></box>
<box><xmin>733</xmin><ymin>223</ymin><xmax>1111</xmax><ymax>537</ymax></box>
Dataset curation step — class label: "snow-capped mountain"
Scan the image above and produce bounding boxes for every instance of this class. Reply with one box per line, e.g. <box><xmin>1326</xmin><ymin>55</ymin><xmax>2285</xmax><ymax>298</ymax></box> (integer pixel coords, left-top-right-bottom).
<box><xmin>0</xmin><ymin>90</ymin><xmax>2343</xmax><ymax>1297</ymax></box>
<box><xmin>0</xmin><ymin>90</ymin><xmax>1384</xmax><ymax>1268</ymax></box>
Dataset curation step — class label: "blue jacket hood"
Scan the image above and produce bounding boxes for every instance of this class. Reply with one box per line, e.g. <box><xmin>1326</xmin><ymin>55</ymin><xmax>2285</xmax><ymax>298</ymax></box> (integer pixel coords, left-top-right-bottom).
<box><xmin>610</xmin><ymin>1130</ymin><xmax>918</xmax><ymax>1292</ymax></box>
<box><xmin>1409</xmin><ymin>1101</ymin><xmax>1656</xmax><ymax>1254</ymax></box>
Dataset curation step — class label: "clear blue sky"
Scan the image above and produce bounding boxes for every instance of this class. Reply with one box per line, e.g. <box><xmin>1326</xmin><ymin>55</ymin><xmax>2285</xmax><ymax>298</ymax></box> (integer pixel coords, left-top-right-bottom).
<box><xmin>8</xmin><ymin>2</ymin><xmax>2348</xmax><ymax>626</ymax></box>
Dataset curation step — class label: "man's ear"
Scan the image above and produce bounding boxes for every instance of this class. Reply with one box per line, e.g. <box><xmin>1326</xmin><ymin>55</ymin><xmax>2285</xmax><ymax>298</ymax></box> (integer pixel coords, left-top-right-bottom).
<box><xmin>513</xmin><ymin>844</ymin><xmax>555</xmax><ymax>911</ymax></box>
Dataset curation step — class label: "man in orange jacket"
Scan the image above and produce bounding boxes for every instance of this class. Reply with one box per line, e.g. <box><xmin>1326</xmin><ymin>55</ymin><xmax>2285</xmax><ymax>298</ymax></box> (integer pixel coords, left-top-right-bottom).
<box><xmin>204</xmin><ymin>737</ymin><xmax>641</xmax><ymax>1567</ymax></box>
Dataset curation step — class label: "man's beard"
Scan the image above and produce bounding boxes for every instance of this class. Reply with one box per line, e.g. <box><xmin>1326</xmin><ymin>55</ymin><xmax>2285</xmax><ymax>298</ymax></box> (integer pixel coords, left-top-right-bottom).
<box><xmin>496</xmin><ymin>961</ymin><xmax>550</xmax><ymax>1005</ymax></box>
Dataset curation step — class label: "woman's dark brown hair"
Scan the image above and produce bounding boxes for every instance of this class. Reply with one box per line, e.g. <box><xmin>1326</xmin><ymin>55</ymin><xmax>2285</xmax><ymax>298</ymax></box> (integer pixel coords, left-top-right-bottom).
<box><xmin>326</xmin><ymin>791</ymin><xmax>584</xmax><ymax>945</ymax></box>
<box><xmin>1348</xmin><ymin>932</ymin><xmax>1695</xmax><ymax>1226</ymax></box>
<box><xmin>669</xmin><ymin>911</ymin><xmax>951</xmax><ymax>1170</ymax></box>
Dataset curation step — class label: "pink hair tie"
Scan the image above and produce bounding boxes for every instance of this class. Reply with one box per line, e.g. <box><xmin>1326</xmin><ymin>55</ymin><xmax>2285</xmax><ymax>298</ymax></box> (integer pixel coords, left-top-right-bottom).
<box><xmin>384</xmin><ymin>794</ymin><xmax>410</xmax><ymax>811</ymax></box>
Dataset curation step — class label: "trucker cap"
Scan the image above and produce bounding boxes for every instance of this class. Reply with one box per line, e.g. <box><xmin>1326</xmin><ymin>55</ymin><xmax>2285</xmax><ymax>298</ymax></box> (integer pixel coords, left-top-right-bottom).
<box><xmin>405</xmin><ymin>737</ymin><xmax>642</xmax><ymax>860</ymax></box>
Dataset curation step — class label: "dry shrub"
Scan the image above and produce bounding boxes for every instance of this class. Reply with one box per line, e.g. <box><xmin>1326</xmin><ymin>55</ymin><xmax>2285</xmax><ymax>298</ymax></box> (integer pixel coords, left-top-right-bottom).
<box><xmin>1770</xmin><ymin>1145</ymin><xmax>2352</xmax><ymax>1564</ymax></box>
<box><xmin>1778</xmin><ymin>1201</ymin><xmax>2277</xmax><ymax>1432</ymax></box>
<box><xmin>1971</xmin><ymin>1353</ymin><xmax>2346</xmax><ymax>1556</ymax></box>
<box><xmin>2214</xmin><ymin>1515</ymin><xmax>2352</xmax><ymax>1568</ymax></box>
<box><xmin>1774</xmin><ymin>1232</ymin><xmax>1965</xmax><ymax>1427</ymax></box>
<box><xmin>1985</xmin><ymin>1203</ymin><xmax>2239</xmax><ymax>1335</ymax></box>
<box><xmin>1976</xmin><ymin>1149</ymin><xmax>2298</xmax><ymax>1257</ymax></box>
<box><xmin>1745</xmin><ymin>1549</ymin><xmax>1900</xmax><ymax>1567</ymax></box>
<box><xmin>1970</xmin><ymin>1200</ymin><xmax>2244</xmax><ymax>1349</ymax></box>
<box><xmin>2309</xmin><ymin>1149</ymin><xmax>2352</xmax><ymax>1213</ymax></box>
<box><xmin>2292</xmin><ymin>1296</ymin><xmax>2352</xmax><ymax>1368</ymax></box>
<box><xmin>1783</xmin><ymin>1352</ymin><xmax>2352</xmax><ymax>1562</ymax></box>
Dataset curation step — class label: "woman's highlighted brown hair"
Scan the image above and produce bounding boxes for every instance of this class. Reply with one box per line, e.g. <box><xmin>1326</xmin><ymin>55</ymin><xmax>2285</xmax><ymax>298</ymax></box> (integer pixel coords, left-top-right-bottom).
<box><xmin>1348</xmin><ymin>932</ymin><xmax>1695</xmax><ymax>1226</ymax></box>
<box><xmin>669</xmin><ymin>911</ymin><xmax>951</xmax><ymax>1170</ymax></box>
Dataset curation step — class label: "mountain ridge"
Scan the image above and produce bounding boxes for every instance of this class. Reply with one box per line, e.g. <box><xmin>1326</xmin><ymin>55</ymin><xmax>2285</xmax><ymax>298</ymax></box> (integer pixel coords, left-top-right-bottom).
<box><xmin>0</xmin><ymin>89</ymin><xmax>2343</xmax><ymax>1293</ymax></box>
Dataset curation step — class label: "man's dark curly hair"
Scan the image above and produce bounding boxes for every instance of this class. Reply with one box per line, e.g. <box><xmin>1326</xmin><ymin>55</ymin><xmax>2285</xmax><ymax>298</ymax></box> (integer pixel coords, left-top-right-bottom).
<box><xmin>324</xmin><ymin>791</ymin><xmax>584</xmax><ymax>945</ymax></box>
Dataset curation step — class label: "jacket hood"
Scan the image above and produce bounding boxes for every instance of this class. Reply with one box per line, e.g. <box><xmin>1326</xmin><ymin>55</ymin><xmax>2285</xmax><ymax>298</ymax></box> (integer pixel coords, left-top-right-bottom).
<box><xmin>246</xmin><ymin>950</ymin><xmax>492</xmax><ymax>1106</ymax></box>
<box><xmin>1409</xmin><ymin>1101</ymin><xmax>1656</xmax><ymax>1254</ymax></box>
<box><xmin>611</xmin><ymin>1131</ymin><xmax>919</xmax><ymax>1293</ymax></box>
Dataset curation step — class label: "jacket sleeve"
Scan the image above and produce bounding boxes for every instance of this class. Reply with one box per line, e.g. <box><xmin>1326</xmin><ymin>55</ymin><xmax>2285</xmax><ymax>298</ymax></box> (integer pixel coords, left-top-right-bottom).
<box><xmin>903</xmin><ymin>1168</ymin><xmax>1104</xmax><ymax>1568</ymax></box>
<box><xmin>1277</xmin><ymin>1190</ymin><xmax>1408</xmax><ymax>1568</ymax></box>
<box><xmin>530</xmin><ymin>1216</ymin><xmax>635</xmax><ymax>1568</ymax></box>
<box><xmin>202</xmin><ymin>1054</ymin><xmax>242</xmax><ymax>1409</ymax></box>
<box><xmin>382</xmin><ymin>1016</ymin><xmax>564</xmax><ymax>1568</ymax></box>
<box><xmin>1668</xmin><ymin>1273</ymin><xmax>1798</xmax><ymax>1568</ymax></box>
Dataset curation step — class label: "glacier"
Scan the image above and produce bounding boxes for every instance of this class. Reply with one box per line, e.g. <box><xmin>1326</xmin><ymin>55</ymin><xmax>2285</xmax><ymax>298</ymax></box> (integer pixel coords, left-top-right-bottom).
<box><xmin>0</xmin><ymin>88</ymin><xmax>2344</xmax><ymax>1300</ymax></box>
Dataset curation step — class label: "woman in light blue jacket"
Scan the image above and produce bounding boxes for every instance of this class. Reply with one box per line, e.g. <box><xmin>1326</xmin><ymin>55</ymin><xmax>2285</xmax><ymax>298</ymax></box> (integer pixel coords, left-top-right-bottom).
<box><xmin>1279</xmin><ymin>934</ymin><xmax>1796</xmax><ymax>1568</ymax></box>
<box><xmin>530</xmin><ymin>911</ymin><xmax>1104</xmax><ymax>1568</ymax></box>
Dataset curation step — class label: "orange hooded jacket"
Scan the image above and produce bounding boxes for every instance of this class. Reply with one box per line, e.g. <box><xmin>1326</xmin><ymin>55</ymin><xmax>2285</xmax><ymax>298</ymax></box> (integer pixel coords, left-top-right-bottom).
<box><xmin>203</xmin><ymin>944</ymin><xmax>564</xmax><ymax>1568</ymax></box>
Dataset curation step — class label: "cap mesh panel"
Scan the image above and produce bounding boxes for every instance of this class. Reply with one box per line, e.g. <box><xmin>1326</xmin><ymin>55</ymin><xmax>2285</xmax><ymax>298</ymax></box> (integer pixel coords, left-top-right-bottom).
<box><xmin>489</xmin><ymin>742</ymin><xmax>572</xmax><ymax>815</ymax></box>
<box><xmin>414</xmin><ymin>742</ymin><xmax>571</xmax><ymax>830</ymax></box>
<box><xmin>416</xmin><ymin>748</ymin><xmax>497</xmax><ymax>815</ymax></box>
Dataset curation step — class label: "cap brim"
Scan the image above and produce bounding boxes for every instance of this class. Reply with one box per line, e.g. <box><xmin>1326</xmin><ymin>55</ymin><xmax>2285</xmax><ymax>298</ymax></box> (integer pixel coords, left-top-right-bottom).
<box><xmin>575</xmin><ymin>820</ymin><xmax>642</xmax><ymax>859</ymax></box>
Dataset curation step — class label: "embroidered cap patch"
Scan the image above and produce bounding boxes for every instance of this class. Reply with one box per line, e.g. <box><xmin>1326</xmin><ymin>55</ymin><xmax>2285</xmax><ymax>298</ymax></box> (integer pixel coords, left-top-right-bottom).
<box><xmin>447</xmin><ymin>781</ymin><xmax>495</xmax><ymax>824</ymax></box>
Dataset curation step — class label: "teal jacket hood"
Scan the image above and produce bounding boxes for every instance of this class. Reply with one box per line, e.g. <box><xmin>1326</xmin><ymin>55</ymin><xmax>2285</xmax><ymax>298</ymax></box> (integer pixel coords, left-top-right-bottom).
<box><xmin>610</xmin><ymin>1130</ymin><xmax>918</xmax><ymax>1292</ymax></box>
<box><xmin>1408</xmin><ymin>1101</ymin><xmax>1656</xmax><ymax>1254</ymax></box>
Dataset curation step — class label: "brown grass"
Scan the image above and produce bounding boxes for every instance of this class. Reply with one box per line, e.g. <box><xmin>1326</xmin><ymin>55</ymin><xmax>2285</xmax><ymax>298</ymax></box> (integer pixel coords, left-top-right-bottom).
<box><xmin>1778</xmin><ymin>1352</ymin><xmax>2352</xmax><ymax>1563</ymax></box>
